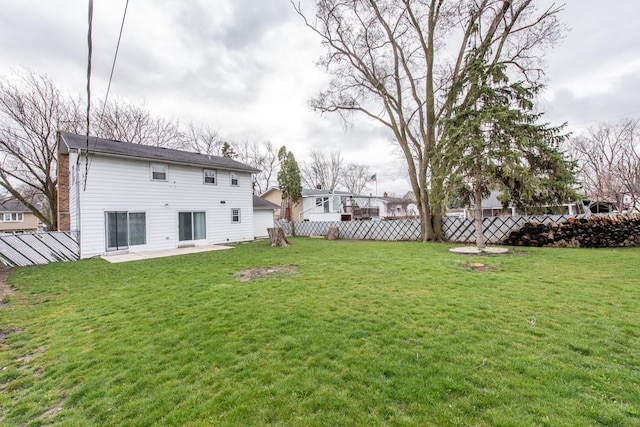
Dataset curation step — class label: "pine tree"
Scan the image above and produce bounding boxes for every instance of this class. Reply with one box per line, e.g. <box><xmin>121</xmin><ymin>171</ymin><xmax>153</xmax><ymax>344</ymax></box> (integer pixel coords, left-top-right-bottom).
<box><xmin>443</xmin><ymin>57</ymin><xmax>578</xmax><ymax>248</ymax></box>
<box><xmin>277</xmin><ymin>146</ymin><xmax>302</xmax><ymax>223</ymax></box>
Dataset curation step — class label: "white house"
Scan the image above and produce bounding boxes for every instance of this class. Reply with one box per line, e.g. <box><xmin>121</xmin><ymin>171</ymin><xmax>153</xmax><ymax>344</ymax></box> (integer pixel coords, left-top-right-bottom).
<box><xmin>299</xmin><ymin>188</ymin><xmax>380</xmax><ymax>221</ymax></box>
<box><xmin>57</xmin><ymin>132</ymin><xmax>260</xmax><ymax>259</ymax></box>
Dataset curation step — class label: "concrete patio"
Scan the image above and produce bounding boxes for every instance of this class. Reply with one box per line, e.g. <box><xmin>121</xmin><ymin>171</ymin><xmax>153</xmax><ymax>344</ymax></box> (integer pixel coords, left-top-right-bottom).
<box><xmin>101</xmin><ymin>244</ymin><xmax>235</xmax><ymax>263</ymax></box>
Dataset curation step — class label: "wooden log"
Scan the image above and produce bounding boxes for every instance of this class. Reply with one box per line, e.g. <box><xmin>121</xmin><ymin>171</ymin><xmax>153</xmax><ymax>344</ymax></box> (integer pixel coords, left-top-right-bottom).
<box><xmin>267</xmin><ymin>227</ymin><xmax>290</xmax><ymax>247</ymax></box>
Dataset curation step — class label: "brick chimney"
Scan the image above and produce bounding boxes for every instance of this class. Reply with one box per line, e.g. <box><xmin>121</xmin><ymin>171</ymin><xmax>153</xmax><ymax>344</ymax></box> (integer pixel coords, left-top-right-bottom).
<box><xmin>57</xmin><ymin>152</ymin><xmax>71</xmax><ymax>231</ymax></box>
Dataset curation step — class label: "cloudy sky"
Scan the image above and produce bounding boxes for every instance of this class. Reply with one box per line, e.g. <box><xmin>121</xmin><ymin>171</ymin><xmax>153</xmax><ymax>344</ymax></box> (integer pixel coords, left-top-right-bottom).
<box><xmin>2</xmin><ymin>0</ymin><xmax>639</xmax><ymax>195</ymax></box>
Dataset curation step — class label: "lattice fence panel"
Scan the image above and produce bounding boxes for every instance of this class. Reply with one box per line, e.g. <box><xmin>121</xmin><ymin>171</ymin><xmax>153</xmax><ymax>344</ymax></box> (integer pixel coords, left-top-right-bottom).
<box><xmin>276</xmin><ymin>215</ymin><xmax>587</xmax><ymax>243</ymax></box>
<box><xmin>0</xmin><ymin>231</ymin><xmax>79</xmax><ymax>267</ymax></box>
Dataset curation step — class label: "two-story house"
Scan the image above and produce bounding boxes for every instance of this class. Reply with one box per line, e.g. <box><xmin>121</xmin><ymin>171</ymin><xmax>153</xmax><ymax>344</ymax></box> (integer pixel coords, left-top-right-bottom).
<box><xmin>57</xmin><ymin>132</ymin><xmax>260</xmax><ymax>259</ymax></box>
<box><xmin>0</xmin><ymin>200</ymin><xmax>39</xmax><ymax>233</ymax></box>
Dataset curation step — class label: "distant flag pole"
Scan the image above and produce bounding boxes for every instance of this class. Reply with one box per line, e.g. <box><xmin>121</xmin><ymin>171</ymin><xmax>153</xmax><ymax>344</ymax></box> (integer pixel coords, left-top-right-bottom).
<box><xmin>370</xmin><ymin>173</ymin><xmax>377</xmax><ymax>196</ymax></box>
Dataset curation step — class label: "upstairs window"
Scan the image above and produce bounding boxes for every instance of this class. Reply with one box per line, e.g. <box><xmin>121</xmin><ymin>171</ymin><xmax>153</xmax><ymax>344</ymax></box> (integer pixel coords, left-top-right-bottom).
<box><xmin>1</xmin><ymin>213</ymin><xmax>23</xmax><ymax>222</ymax></box>
<box><xmin>151</xmin><ymin>163</ymin><xmax>168</xmax><ymax>181</ymax></box>
<box><xmin>204</xmin><ymin>169</ymin><xmax>217</xmax><ymax>184</ymax></box>
<box><xmin>230</xmin><ymin>172</ymin><xmax>239</xmax><ymax>186</ymax></box>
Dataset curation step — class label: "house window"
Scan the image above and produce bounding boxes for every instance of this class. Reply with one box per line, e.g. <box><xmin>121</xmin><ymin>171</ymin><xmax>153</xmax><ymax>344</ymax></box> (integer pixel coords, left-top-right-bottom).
<box><xmin>231</xmin><ymin>208</ymin><xmax>241</xmax><ymax>223</ymax></box>
<box><xmin>179</xmin><ymin>211</ymin><xmax>206</xmax><ymax>241</ymax></box>
<box><xmin>316</xmin><ymin>197</ymin><xmax>330</xmax><ymax>213</ymax></box>
<box><xmin>230</xmin><ymin>172</ymin><xmax>239</xmax><ymax>186</ymax></box>
<box><xmin>106</xmin><ymin>212</ymin><xmax>146</xmax><ymax>251</ymax></box>
<box><xmin>1</xmin><ymin>213</ymin><xmax>23</xmax><ymax>222</ymax></box>
<box><xmin>151</xmin><ymin>163</ymin><xmax>168</xmax><ymax>181</ymax></box>
<box><xmin>204</xmin><ymin>169</ymin><xmax>217</xmax><ymax>184</ymax></box>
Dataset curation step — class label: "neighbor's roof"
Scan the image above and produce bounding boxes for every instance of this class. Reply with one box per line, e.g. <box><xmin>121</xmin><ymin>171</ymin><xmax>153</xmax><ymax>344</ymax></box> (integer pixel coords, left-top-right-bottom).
<box><xmin>58</xmin><ymin>132</ymin><xmax>260</xmax><ymax>173</ymax></box>
<box><xmin>0</xmin><ymin>199</ymin><xmax>30</xmax><ymax>212</ymax></box>
<box><xmin>302</xmin><ymin>188</ymin><xmax>352</xmax><ymax>197</ymax></box>
<box><xmin>253</xmin><ymin>195</ymin><xmax>279</xmax><ymax>210</ymax></box>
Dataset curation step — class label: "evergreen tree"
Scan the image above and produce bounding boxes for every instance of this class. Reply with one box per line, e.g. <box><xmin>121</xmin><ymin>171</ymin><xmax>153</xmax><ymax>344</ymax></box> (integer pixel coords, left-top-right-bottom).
<box><xmin>221</xmin><ymin>141</ymin><xmax>237</xmax><ymax>158</ymax></box>
<box><xmin>277</xmin><ymin>146</ymin><xmax>302</xmax><ymax>222</ymax></box>
<box><xmin>443</xmin><ymin>58</ymin><xmax>578</xmax><ymax>248</ymax></box>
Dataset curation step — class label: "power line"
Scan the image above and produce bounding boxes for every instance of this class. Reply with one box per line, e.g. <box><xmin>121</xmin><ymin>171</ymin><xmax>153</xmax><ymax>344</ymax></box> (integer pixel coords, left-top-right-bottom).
<box><xmin>84</xmin><ymin>0</ymin><xmax>93</xmax><ymax>191</ymax></box>
<box><xmin>98</xmin><ymin>0</ymin><xmax>130</xmax><ymax>129</ymax></box>
<box><xmin>85</xmin><ymin>0</ymin><xmax>130</xmax><ymax>190</ymax></box>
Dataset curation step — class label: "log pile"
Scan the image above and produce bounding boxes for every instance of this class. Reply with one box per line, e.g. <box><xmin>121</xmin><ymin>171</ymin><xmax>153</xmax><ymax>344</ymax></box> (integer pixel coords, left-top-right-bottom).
<box><xmin>502</xmin><ymin>214</ymin><xmax>640</xmax><ymax>248</ymax></box>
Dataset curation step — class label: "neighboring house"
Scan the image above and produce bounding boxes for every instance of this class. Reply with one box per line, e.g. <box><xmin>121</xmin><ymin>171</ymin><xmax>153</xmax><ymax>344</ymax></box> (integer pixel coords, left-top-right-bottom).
<box><xmin>447</xmin><ymin>190</ymin><xmax>583</xmax><ymax>218</ymax></box>
<box><xmin>300</xmin><ymin>188</ymin><xmax>380</xmax><ymax>221</ymax></box>
<box><xmin>261</xmin><ymin>187</ymin><xmax>379</xmax><ymax>222</ymax></box>
<box><xmin>0</xmin><ymin>200</ymin><xmax>39</xmax><ymax>233</ymax></box>
<box><xmin>374</xmin><ymin>192</ymin><xmax>419</xmax><ymax>219</ymax></box>
<box><xmin>260</xmin><ymin>187</ymin><xmax>302</xmax><ymax>221</ymax></box>
<box><xmin>57</xmin><ymin>132</ymin><xmax>259</xmax><ymax>259</ymax></box>
<box><xmin>252</xmin><ymin>195</ymin><xmax>278</xmax><ymax>238</ymax></box>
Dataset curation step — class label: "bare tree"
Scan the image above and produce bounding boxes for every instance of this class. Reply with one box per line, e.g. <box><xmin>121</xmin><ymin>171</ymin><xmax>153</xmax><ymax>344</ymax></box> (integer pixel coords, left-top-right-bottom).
<box><xmin>300</xmin><ymin>151</ymin><xmax>344</xmax><ymax>190</ymax></box>
<box><xmin>295</xmin><ymin>0</ymin><xmax>565</xmax><ymax>241</ymax></box>
<box><xmin>93</xmin><ymin>97</ymin><xmax>185</xmax><ymax>148</ymax></box>
<box><xmin>569</xmin><ymin>118</ymin><xmax>640</xmax><ymax>211</ymax></box>
<box><xmin>341</xmin><ymin>163</ymin><xmax>372</xmax><ymax>195</ymax></box>
<box><xmin>0</xmin><ymin>69</ymin><xmax>84</xmax><ymax>230</ymax></box>
<box><xmin>236</xmin><ymin>140</ymin><xmax>279</xmax><ymax>194</ymax></box>
<box><xmin>182</xmin><ymin>122</ymin><xmax>224</xmax><ymax>155</ymax></box>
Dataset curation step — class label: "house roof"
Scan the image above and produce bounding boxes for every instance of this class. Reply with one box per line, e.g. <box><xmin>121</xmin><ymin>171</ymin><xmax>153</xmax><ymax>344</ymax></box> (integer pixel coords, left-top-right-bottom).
<box><xmin>253</xmin><ymin>195</ymin><xmax>279</xmax><ymax>210</ymax></box>
<box><xmin>302</xmin><ymin>188</ymin><xmax>352</xmax><ymax>197</ymax></box>
<box><xmin>0</xmin><ymin>199</ymin><xmax>30</xmax><ymax>212</ymax></box>
<box><xmin>58</xmin><ymin>132</ymin><xmax>260</xmax><ymax>173</ymax></box>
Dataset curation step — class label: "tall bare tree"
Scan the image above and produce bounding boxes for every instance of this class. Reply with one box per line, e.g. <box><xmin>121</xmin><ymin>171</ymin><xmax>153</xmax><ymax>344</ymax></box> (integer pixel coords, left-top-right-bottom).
<box><xmin>295</xmin><ymin>0</ymin><xmax>565</xmax><ymax>241</ymax></box>
<box><xmin>0</xmin><ymin>69</ymin><xmax>84</xmax><ymax>230</ymax></box>
<box><xmin>569</xmin><ymin>118</ymin><xmax>640</xmax><ymax>211</ymax></box>
<box><xmin>341</xmin><ymin>163</ymin><xmax>373</xmax><ymax>195</ymax></box>
<box><xmin>236</xmin><ymin>140</ymin><xmax>279</xmax><ymax>194</ymax></box>
<box><xmin>182</xmin><ymin>122</ymin><xmax>223</xmax><ymax>155</ymax></box>
<box><xmin>300</xmin><ymin>151</ymin><xmax>344</xmax><ymax>191</ymax></box>
<box><xmin>93</xmin><ymin>97</ymin><xmax>185</xmax><ymax>149</ymax></box>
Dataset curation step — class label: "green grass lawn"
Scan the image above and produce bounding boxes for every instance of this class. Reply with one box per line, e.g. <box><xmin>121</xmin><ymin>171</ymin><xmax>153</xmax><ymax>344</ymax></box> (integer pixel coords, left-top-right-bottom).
<box><xmin>1</xmin><ymin>238</ymin><xmax>639</xmax><ymax>426</ymax></box>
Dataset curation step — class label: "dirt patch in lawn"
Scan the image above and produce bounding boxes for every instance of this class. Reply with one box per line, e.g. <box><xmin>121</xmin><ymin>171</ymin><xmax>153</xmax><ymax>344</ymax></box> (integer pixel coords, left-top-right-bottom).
<box><xmin>0</xmin><ymin>266</ymin><xmax>15</xmax><ymax>308</ymax></box>
<box><xmin>236</xmin><ymin>266</ymin><xmax>298</xmax><ymax>282</ymax></box>
<box><xmin>462</xmin><ymin>262</ymin><xmax>491</xmax><ymax>272</ymax></box>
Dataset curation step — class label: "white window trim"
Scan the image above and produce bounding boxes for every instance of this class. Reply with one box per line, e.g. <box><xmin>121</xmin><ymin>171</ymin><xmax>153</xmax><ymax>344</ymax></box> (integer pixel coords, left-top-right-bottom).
<box><xmin>1</xmin><ymin>212</ymin><xmax>24</xmax><ymax>222</ymax></box>
<box><xmin>230</xmin><ymin>172</ymin><xmax>239</xmax><ymax>186</ymax></box>
<box><xmin>231</xmin><ymin>208</ymin><xmax>241</xmax><ymax>223</ymax></box>
<box><xmin>150</xmin><ymin>163</ymin><xmax>168</xmax><ymax>181</ymax></box>
<box><xmin>203</xmin><ymin>168</ymin><xmax>217</xmax><ymax>185</ymax></box>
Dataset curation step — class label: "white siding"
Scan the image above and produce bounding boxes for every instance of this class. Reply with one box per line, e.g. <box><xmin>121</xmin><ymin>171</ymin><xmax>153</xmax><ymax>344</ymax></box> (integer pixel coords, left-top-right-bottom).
<box><xmin>76</xmin><ymin>155</ymin><xmax>254</xmax><ymax>258</ymax></box>
<box><xmin>253</xmin><ymin>210</ymin><xmax>274</xmax><ymax>238</ymax></box>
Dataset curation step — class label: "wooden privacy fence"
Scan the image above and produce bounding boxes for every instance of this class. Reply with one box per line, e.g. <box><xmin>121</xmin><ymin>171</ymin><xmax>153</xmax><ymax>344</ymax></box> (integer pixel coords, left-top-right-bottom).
<box><xmin>276</xmin><ymin>215</ymin><xmax>585</xmax><ymax>243</ymax></box>
<box><xmin>0</xmin><ymin>231</ymin><xmax>79</xmax><ymax>267</ymax></box>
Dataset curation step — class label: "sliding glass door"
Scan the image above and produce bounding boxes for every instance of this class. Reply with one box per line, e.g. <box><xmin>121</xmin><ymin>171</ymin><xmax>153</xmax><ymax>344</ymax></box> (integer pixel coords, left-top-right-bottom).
<box><xmin>178</xmin><ymin>212</ymin><xmax>206</xmax><ymax>241</ymax></box>
<box><xmin>106</xmin><ymin>212</ymin><xmax>146</xmax><ymax>251</ymax></box>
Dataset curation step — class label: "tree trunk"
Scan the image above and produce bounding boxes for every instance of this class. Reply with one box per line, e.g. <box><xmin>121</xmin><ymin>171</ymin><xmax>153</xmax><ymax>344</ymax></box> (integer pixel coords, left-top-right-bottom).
<box><xmin>267</xmin><ymin>227</ymin><xmax>290</xmax><ymax>247</ymax></box>
<box><xmin>474</xmin><ymin>186</ymin><xmax>486</xmax><ymax>249</ymax></box>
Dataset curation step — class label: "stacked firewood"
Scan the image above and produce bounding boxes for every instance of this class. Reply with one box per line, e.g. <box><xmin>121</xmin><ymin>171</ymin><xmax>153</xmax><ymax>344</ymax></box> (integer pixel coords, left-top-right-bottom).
<box><xmin>502</xmin><ymin>214</ymin><xmax>640</xmax><ymax>248</ymax></box>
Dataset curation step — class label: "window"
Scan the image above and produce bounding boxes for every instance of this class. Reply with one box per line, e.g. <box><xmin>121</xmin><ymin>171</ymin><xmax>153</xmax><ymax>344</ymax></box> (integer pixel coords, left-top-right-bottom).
<box><xmin>204</xmin><ymin>169</ymin><xmax>217</xmax><ymax>184</ymax></box>
<box><xmin>1</xmin><ymin>213</ymin><xmax>23</xmax><ymax>222</ymax></box>
<box><xmin>151</xmin><ymin>163</ymin><xmax>168</xmax><ymax>181</ymax></box>
<box><xmin>106</xmin><ymin>212</ymin><xmax>146</xmax><ymax>250</ymax></box>
<box><xmin>230</xmin><ymin>172</ymin><xmax>239</xmax><ymax>186</ymax></box>
<box><xmin>231</xmin><ymin>208</ymin><xmax>241</xmax><ymax>223</ymax></box>
<box><xmin>179</xmin><ymin>212</ymin><xmax>206</xmax><ymax>241</ymax></box>
<box><xmin>316</xmin><ymin>197</ymin><xmax>330</xmax><ymax>213</ymax></box>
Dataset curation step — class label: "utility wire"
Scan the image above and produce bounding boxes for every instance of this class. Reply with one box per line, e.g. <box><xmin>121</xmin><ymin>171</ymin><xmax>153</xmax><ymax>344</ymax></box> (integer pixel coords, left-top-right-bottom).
<box><xmin>85</xmin><ymin>0</ymin><xmax>130</xmax><ymax>190</ymax></box>
<box><xmin>84</xmin><ymin>0</ymin><xmax>94</xmax><ymax>191</ymax></box>
<box><xmin>98</xmin><ymin>0</ymin><xmax>129</xmax><ymax>130</ymax></box>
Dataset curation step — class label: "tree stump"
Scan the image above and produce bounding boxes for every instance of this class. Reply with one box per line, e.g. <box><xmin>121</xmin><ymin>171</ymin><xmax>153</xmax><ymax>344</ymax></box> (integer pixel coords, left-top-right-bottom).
<box><xmin>325</xmin><ymin>227</ymin><xmax>339</xmax><ymax>240</ymax></box>
<box><xmin>268</xmin><ymin>227</ymin><xmax>290</xmax><ymax>247</ymax></box>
